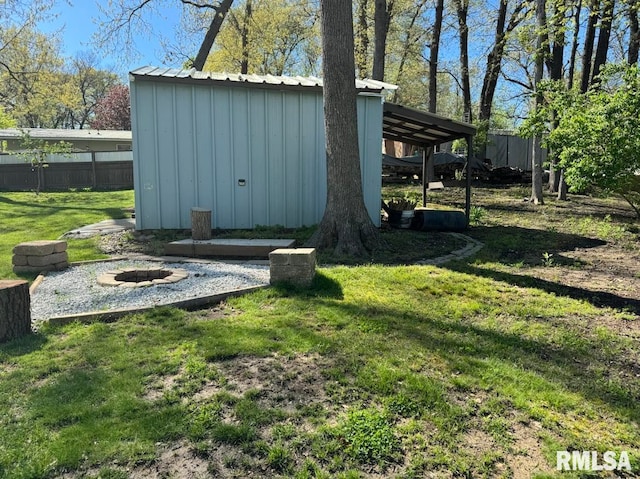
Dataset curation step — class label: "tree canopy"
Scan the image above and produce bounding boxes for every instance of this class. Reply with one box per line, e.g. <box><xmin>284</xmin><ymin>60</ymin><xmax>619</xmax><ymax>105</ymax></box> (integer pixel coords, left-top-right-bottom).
<box><xmin>90</xmin><ymin>85</ymin><xmax>132</xmax><ymax>131</ymax></box>
<box><xmin>547</xmin><ymin>64</ymin><xmax>640</xmax><ymax>215</ymax></box>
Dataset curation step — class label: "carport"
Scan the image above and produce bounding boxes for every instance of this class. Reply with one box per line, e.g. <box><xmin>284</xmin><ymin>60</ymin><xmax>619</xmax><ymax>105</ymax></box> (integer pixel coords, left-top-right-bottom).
<box><xmin>382</xmin><ymin>102</ymin><xmax>476</xmax><ymax>219</ymax></box>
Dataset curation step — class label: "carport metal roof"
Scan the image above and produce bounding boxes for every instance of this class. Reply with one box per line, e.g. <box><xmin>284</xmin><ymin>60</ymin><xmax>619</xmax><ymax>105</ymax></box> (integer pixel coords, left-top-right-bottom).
<box><xmin>382</xmin><ymin>102</ymin><xmax>477</xmax><ymax>219</ymax></box>
<box><xmin>382</xmin><ymin>102</ymin><xmax>476</xmax><ymax>147</ymax></box>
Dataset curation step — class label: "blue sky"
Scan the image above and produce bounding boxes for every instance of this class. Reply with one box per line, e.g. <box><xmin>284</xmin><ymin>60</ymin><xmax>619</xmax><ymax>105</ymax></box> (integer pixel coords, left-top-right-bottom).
<box><xmin>40</xmin><ymin>0</ymin><xmax>184</xmax><ymax>77</ymax></box>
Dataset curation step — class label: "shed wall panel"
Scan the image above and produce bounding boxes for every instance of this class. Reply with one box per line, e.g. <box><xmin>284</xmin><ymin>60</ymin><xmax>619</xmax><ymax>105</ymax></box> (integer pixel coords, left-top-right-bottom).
<box><xmin>175</xmin><ymin>85</ymin><xmax>197</xmax><ymax>228</ymax></box>
<box><xmin>131</xmin><ymin>79</ymin><xmax>383</xmax><ymax>230</ymax></box>
<box><xmin>212</xmin><ymin>88</ymin><xmax>234</xmax><ymax>228</ymax></box>
<box><xmin>248</xmin><ymin>89</ymin><xmax>269</xmax><ymax>226</ymax></box>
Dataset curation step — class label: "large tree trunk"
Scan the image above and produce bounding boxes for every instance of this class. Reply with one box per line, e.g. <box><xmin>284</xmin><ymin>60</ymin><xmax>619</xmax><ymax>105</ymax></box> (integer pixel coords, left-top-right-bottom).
<box><xmin>240</xmin><ymin>0</ymin><xmax>252</xmax><ymax>74</ymax></box>
<box><xmin>531</xmin><ymin>0</ymin><xmax>545</xmax><ymax>205</ymax></box>
<box><xmin>429</xmin><ymin>0</ymin><xmax>444</xmax><ymax>112</ymax></box>
<box><xmin>629</xmin><ymin>0</ymin><xmax>640</xmax><ymax>64</ymax></box>
<box><xmin>478</xmin><ymin>0</ymin><xmax>525</xmax><ymax>158</ymax></box>
<box><xmin>591</xmin><ymin>0</ymin><xmax>615</xmax><ymax>81</ymax></box>
<box><xmin>192</xmin><ymin>0</ymin><xmax>235</xmax><ymax>71</ymax></box>
<box><xmin>547</xmin><ymin>0</ymin><xmax>566</xmax><ymax>194</ymax></box>
<box><xmin>580</xmin><ymin>0</ymin><xmax>600</xmax><ymax>92</ymax></box>
<box><xmin>307</xmin><ymin>0</ymin><xmax>379</xmax><ymax>256</ymax></box>
<box><xmin>372</xmin><ymin>0</ymin><xmax>392</xmax><ymax>80</ymax></box>
<box><xmin>392</xmin><ymin>0</ymin><xmax>428</xmax><ymax>103</ymax></box>
<box><xmin>355</xmin><ymin>0</ymin><xmax>370</xmax><ymax>78</ymax></box>
<box><xmin>0</xmin><ymin>280</ymin><xmax>31</xmax><ymax>343</ymax></box>
<box><xmin>455</xmin><ymin>0</ymin><xmax>473</xmax><ymax>123</ymax></box>
<box><xmin>568</xmin><ymin>0</ymin><xmax>582</xmax><ymax>87</ymax></box>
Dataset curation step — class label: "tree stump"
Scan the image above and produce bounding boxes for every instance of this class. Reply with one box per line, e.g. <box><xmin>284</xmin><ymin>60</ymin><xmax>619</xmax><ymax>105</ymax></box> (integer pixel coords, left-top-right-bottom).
<box><xmin>0</xmin><ymin>280</ymin><xmax>31</xmax><ymax>343</ymax></box>
<box><xmin>191</xmin><ymin>207</ymin><xmax>212</xmax><ymax>240</ymax></box>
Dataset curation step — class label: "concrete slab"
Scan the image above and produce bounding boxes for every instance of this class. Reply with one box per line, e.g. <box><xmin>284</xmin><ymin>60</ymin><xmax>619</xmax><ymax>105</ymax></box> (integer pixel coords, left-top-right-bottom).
<box><xmin>165</xmin><ymin>238</ymin><xmax>296</xmax><ymax>258</ymax></box>
<box><xmin>63</xmin><ymin>218</ymin><xmax>136</xmax><ymax>239</ymax></box>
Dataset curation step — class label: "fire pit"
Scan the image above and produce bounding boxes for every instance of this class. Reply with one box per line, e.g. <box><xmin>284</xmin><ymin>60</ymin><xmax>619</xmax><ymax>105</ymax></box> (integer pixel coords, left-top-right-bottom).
<box><xmin>97</xmin><ymin>267</ymin><xmax>188</xmax><ymax>288</ymax></box>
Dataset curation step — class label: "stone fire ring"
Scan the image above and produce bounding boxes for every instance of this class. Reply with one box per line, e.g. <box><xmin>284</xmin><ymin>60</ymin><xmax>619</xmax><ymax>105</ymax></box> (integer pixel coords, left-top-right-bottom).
<box><xmin>97</xmin><ymin>267</ymin><xmax>189</xmax><ymax>288</ymax></box>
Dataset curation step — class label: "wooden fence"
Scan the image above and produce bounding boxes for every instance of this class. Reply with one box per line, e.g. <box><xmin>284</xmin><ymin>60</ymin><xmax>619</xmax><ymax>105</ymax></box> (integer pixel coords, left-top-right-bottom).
<box><xmin>0</xmin><ymin>151</ymin><xmax>133</xmax><ymax>191</ymax></box>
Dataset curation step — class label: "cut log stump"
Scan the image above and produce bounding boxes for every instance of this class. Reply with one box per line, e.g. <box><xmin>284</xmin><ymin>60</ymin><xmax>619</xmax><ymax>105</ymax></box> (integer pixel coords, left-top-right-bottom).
<box><xmin>191</xmin><ymin>207</ymin><xmax>212</xmax><ymax>240</ymax></box>
<box><xmin>0</xmin><ymin>280</ymin><xmax>31</xmax><ymax>343</ymax></box>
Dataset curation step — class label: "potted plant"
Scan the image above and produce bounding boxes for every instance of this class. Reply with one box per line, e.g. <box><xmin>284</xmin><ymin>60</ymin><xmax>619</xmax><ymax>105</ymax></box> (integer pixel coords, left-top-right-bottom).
<box><xmin>387</xmin><ymin>197</ymin><xmax>417</xmax><ymax>228</ymax></box>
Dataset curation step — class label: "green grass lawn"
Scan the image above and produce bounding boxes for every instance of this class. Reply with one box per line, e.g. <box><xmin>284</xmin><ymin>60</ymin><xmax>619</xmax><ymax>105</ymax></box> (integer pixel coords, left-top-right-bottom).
<box><xmin>0</xmin><ymin>191</ymin><xmax>134</xmax><ymax>280</ymax></box>
<box><xmin>0</xmin><ymin>187</ymin><xmax>639</xmax><ymax>478</ymax></box>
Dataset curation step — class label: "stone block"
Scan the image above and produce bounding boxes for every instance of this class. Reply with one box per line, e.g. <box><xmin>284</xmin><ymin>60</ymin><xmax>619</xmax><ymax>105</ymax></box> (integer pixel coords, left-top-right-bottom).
<box><xmin>53</xmin><ymin>242</ymin><xmax>67</xmax><ymax>253</ymax></box>
<box><xmin>54</xmin><ymin>261</ymin><xmax>69</xmax><ymax>271</ymax></box>
<box><xmin>288</xmin><ymin>248</ymin><xmax>316</xmax><ymax>266</ymax></box>
<box><xmin>268</xmin><ymin>249</ymin><xmax>293</xmax><ymax>265</ymax></box>
<box><xmin>269</xmin><ymin>248</ymin><xmax>316</xmax><ymax>287</ymax></box>
<box><xmin>13</xmin><ymin>264</ymin><xmax>55</xmax><ymax>274</ymax></box>
<box><xmin>11</xmin><ymin>255</ymin><xmax>28</xmax><ymax>266</ymax></box>
<box><xmin>27</xmin><ymin>251</ymin><xmax>68</xmax><ymax>267</ymax></box>
<box><xmin>13</xmin><ymin>240</ymin><xmax>67</xmax><ymax>256</ymax></box>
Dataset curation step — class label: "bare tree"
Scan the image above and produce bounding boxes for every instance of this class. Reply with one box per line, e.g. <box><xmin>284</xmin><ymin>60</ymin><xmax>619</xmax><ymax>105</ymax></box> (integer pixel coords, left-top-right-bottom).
<box><xmin>478</xmin><ymin>0</ymin><xmax>527</xmax><ymax>123</ymax></box>
<box><xmin>629</xmin><ymin>0</ymin><xmax>640</xmax><ymax>64</ymax></box>
<box><xmin>454</xmin><ymin>0</ymin><xmax>473</xmax><ymax>122</ymax></box>
<box><xmin>308</xmin><ymin>0</ymin><xmax>379</xmax><ymax>256</ymax></box>
<box><xmin>580</xmin><ymin>0</ymin><xmax>600</xmax><ymax>92</ymax></box>
<box><xmin>372</xmin><ymin>0</ymin><xmax>394</xmax><ymax>80</ymax></box>
<box><xmin>531</xmin><ymin>0</ymin><xmax>546</xmax><ymax>204</ymax></box>
<box><xmin>355</xmin><ymin>0</ymin><xmax>370</xmax><ymax>77</ymax></box>
<box><xmin>95</xmin><ymin>0</ymin><xmax>233</xmax><ymax>70</ymax></box>
<box><xmin>226</xmin><ymin>0</ymin><xmax>252</xmax><ymax>74</ymax></box>
<box><xmin>429</xmin><ymin>0</ymin><xmax>444</xmax><ymax>113</ymax></box>
<box><xmin>591</xmin><ymin>0</ymin><xmax>616</xmax><ymax>81</ymax></box>
<box><xmin>567</xmin><ymin>0</ymin><xmax>582</xmax><ymax>87</ymax></box>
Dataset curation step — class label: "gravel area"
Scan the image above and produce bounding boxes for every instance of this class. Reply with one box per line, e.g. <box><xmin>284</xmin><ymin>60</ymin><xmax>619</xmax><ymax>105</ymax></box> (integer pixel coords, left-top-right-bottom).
<box><xmin>31</xmin><ymin>259</ymin><xmax>270</xmax><ymax>322</ymax></box>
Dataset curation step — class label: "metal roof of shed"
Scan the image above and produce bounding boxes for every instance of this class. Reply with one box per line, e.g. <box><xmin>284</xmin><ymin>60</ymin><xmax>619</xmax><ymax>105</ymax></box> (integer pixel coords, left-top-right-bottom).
<box><xmin>383</xmin><ymin>102</ymin><xmax>476</xmax><ymax>147</ymax></box>
<box><xmin>129</xmin><ymin>66</ymin><xmax>398</xmax><ymax>93</ymax></box>
<box><xmin>0</xmin><ymin>128</ymin><xmax>132</xmax><ymax>142</ymax></box>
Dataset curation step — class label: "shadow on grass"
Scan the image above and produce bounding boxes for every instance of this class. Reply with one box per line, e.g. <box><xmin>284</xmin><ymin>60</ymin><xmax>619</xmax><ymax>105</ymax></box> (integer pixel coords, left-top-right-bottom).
<box><xmin>467</xmin><ymin>225</ymin><xmax>606</xmax><ymax>265</ymax></box>
<box><xmin>313</xmin><ymin>298</ymin><xmax>639</xmax><ymax>426</ymax></box>
<box><xmin>0</xmin><ymin>332</ymin><xmax>48</xmax><ymax>358</ymax></box>
<box><xmin>454</xmin><ymin>263</ymin><xmax>640</xmax><ymax>314</ymax></box>
<box><xmin>267</xmin><ymin>271</ymin><xmax>344</xmax><ymax>300</ymax></box>
<box><xmin>454</xmin><ymin>225</ymin><xmax>640</xmax><ymax>312</ymax></box>
<box><xmin>0</xmin><ymin>195</ymin><xmax>126</xmax><ymax>219</ymax></box>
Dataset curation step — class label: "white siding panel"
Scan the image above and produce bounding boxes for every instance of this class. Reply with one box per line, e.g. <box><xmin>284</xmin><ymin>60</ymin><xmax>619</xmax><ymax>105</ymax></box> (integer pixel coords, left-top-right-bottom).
<box><xmin>132</xmin><ymin>81</ymin><xmax>161</xmax><ymax>230</ymax></box>
<box><xmin>175</xmin><ymin>84</ymin><xmax>197</xmax><ymax>228</ymax></box>
<box><xmin>284</xmin><ymin>93</ymin><xmax>301</xmax><ymax>228</ymax></box>
<box><xmin>212</xmin><ymin>88</ymin><xmax>234</xmax><ymax>228</ymax></box>
<box><xmin>194</xmin><ymin>86</ymin><xmax>215</xmax><ymax>221</ymax></box>
<box><xmin>358</xmin><ymin>96</ymin><xmax>383</xmax><ymax>227</ymax></box>
<box><xmin>299</xmin><ymin>93</ymin><xmax>322</xmax><ymax>226</ymax></box>
<box><xmin>231</xmin><ymin>89</ymin><xmax>251</xmax><ymax>229</ymax></box>
<box><xmin>248</xmin><ymin>89</ymin><xmax>269</xmax><ymax>226</ymax></box>
<box><xmin>266</xmin><ymin>92</ymin><xmax>286</xmax><ymax>226</ymax></box>
<box><xmin>155</xmin><ymin>83</ymin><xmax>181</xmax><ymax>228</ymax></box>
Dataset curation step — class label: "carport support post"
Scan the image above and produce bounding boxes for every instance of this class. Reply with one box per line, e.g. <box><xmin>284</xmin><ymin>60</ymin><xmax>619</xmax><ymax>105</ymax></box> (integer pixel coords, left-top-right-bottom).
<box><xmin>421</xmin><ymin>146</ymin><xmax>434</xmax><ymax>207</ymax></box>
<box><xmin>422</xmin><ymin>148</ymin><xmax>427</xmax><ymax>207</ymax></box>
<box><xmin>465</xmin><ymin>134</ymin><xmax>473</xmax><ymax>220</ymax></box>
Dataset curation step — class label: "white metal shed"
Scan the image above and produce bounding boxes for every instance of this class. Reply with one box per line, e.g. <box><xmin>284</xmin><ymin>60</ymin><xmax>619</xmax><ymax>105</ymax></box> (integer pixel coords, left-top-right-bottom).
<box><xmin>129</xmin><ymin>67</ymin><xmax>395</xmax><ymax>231</ymax></box>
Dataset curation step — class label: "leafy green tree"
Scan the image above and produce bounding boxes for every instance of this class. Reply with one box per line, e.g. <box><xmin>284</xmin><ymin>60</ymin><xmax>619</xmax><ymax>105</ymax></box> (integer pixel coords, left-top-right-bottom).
<box><xmin>0</xmin><ymin>26</ymin><xmax>67</xmax><ymax>128</ymax></box>
<box><xmin>202</xmin><ymin>0</ymin><xmax>320</xmax><ymax>75</ymax></box>
<box><xmin>547</xmin><ymin>64</ymin><xmax>640</xmax><ymax>216</ymax></box>
<box><xmin>18</xmin><ymin>131</ymin><xmax>72</xmax><ymax>195</ymax></box>
<box><xmin>0</xmin><ymin>107</ymin><xmax>16</xmax><ymax>129</ymax></box>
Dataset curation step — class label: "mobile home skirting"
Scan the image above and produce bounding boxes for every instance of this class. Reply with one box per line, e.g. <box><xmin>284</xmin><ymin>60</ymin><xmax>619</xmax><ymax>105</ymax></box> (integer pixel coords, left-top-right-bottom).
<box><xmin>130</xmin><ymin>77</ymin><xmax>383</xmax><ymax>230</ymax></box>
